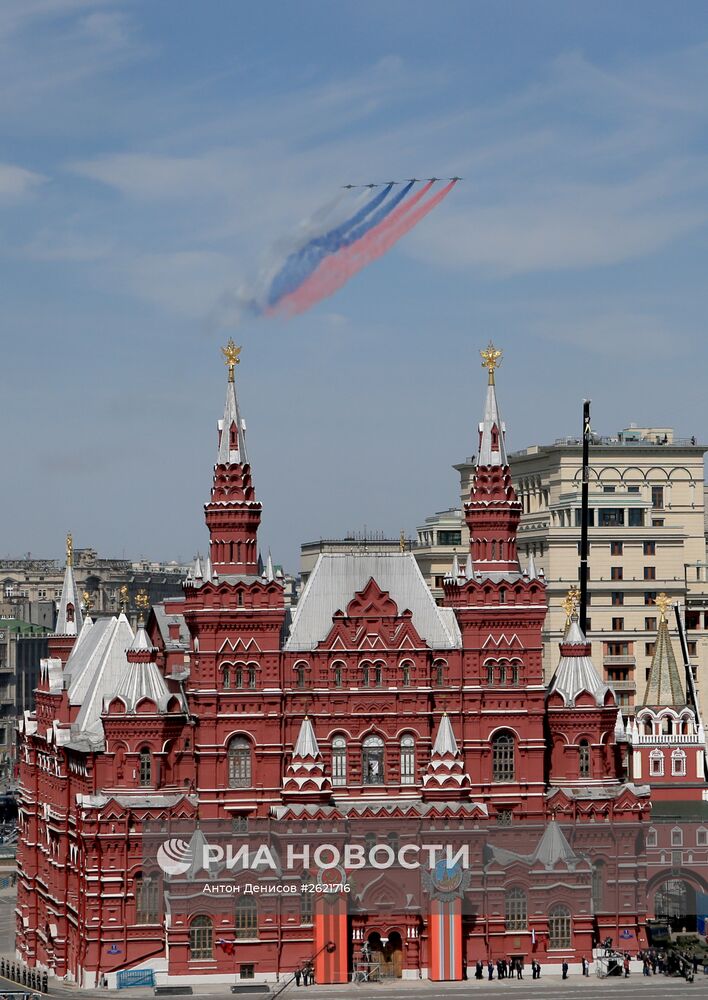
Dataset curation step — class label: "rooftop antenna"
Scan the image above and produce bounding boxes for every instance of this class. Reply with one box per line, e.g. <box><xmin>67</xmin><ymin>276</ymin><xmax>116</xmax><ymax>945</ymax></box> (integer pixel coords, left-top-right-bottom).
<box><xmin>579</xmin><ymin>400</ymin><xmax>591</xmax><ymax>634</ymax></box>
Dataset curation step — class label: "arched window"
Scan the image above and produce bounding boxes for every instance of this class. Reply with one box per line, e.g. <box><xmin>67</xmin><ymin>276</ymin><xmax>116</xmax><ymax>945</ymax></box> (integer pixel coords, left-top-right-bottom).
<box><xmin>371</xmin><ymin>662</ymin><xmax>383</xmax><ymax>687</ymax></box>
<box><xmin>234</xmin><ymin>663</ymin><xmax>244</xmax><ymax>688</ymax></box>
<box><xmin>362</xmin><ymin>735</ymin><xmax>385</xmax><ymax>785</ymax></box>
<box><xmin>650</xmin><ymin>749</ymin><xmax>664</xmax><ymax>776</ymax></box>
<box><xmin>646</xmin><ymin>826</ymin><xmax>658</xmax><ymax>848</ymax></box>
<box><xmin>235</xmin><ymin>896</ymin><xmax>258</xmax><ymax>938</ymax></box>
<box><xmin>139</xmin><ymin>747</ymin><xmax>152</xmax><ymax>787</ymax></box>
<box><xmin>300</xmin><ymin>875</ymin><xmax>313</xmax><ymax>924</ymax></box>
<box><xmin>294</xmin><ymin>663</ymin><xmax>306</xmax><ymax>689</ymax></box>
<box><xmin>361</xmin><ymin>661</ymin><xmax>370</xmax><ymax>686</ymax></box>
<box><xmin>190</xmin><ymin>915</ymin><xmax>213</xmax><ymax>959</ymax></box>
<box><xmin>228</xmin><ymin>736</ymin><xmax>251</xmax><ymax>788</ymax></box>
<box><xmin>222</xmin><ymin>664</ymin><xmax>232</xmax><ymax>690</ymax></box>
<box><xmin>135</xmin><ymin>872</ymin><xmax>159</xmax><ymax>924</ymax></box>
<box><xmin>499</xmin><ymin>587</ymin><xmax>506</xmax><ymax>604</ymax></box>
<box><xmin>246</xmin><ymin>664</ymin><xmax>256</xmax><ymax>689</ymax></box>
<box><xmin>492</xmin><ymin>731</ymin><xmax>515</xmax><ymax>782</ymax></box>
<box><xmin>401</xmin><ymin>661</ymin><xmax>412</xmax><ymax>686</ymax></box>
<box><xmin>548</xmin><ymin>904</ymin><xmax>571</xmax><ymax>948</ymax></box>
<box><xmin>400</xmin><ymin>734</ymin><xmax>416</xmax><ymax>786</ymax></box>
<box><xmin>485</xmin><ymin>661</ymin><xmax>494</xmax><ymax>685</ymax></box>
<box><xmin>671</xmin><ymin>749</ymin><xmax>686</xmax><ymax>776</ymax></box>
<box><xmin>432</xmin><ymin>659</ymin><xmax>445</xmax><ymax>686</ymax></box>
<box><xmin>504</xmin><ymin>887</ymin><xmax>527</xmax><ymax>930</ymax></box>
<box><xmin>331</xmin><ymin>662</ymin><xmax>344</xmax><ymax>688</ymax></box>
<box><xmin>332</xmin><ymin>736</ymin><xmax>347</xmax><ymax>787</ymax></box>
<box><xmin>592</xmin><ymin>861</ymin><xmax>605</xmax><ymax>913</ymax></box>
<box><xmin>579</xmin><ymin>740</ymin><xmax>591</xmax><ymax>779</ymax></box>
<box><xmin>498</xmin><ymin>661</ymin><xmax>507</xmax><ymax>685</ymax></box>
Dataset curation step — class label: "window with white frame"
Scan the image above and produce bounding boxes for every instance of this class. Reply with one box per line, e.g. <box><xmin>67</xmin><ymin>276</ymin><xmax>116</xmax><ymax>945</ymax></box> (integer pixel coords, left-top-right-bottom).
<box><xmin>671</xmin><ymin>827</ymin><xmax>683</xmax><ymax>848</ymax></box>
<box><xmin>400</xmin><ymin>734</ymin><xmax>416</xmax><ymax>785</ymax></box>
<box><xmin>331</xmin><ymin>736</ymin><xmax>347</xmax><ymax>786</ymax></box>
<box><xmin>650</xmin><ymin>750</ymin><xmax>664</xmax><ymax>776</ymax></box>
<box><xmin>671</xmin><ymin>749</ymin><xmax>686</xmax><ymax>776</ymax></box>
<box><xmin>646</xmin><ymin>827</ymin><xmax>658</xmax><ymax>848</ymax></box>
<box><xmin>697</xmin><ymin>827</ymin><xmax>708</xmax><ymax>847</ymax></box>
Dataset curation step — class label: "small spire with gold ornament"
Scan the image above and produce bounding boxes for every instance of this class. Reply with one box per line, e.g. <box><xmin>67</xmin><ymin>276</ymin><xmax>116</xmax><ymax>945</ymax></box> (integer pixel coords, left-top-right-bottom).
<box><xmin>135</xmin><ymin>589</ymin><xmax>150</xmax><ymax>625</ymax></box>
<box><xmin>221</xmin><ymin>338</ymin><xmax>242</xmax><ymax>383</ymax></box>
<box><xmin>480</xmin><ymin>342</ymin><xmax>503</xmax><ymax>385</ymax></box>
<box><xmin>82</xmin><ymin>590</ymin><xmax>94</xmax><ymax>615</ymax></box>
<box><xmin>562</xmin><ymin>585</ymin><xmax>580</xmax><ymax>630</ymax></box>
<box><xmin>118</xmin><ymin>584</ymin><xmax>130</xmax><ymax>614</ymax></box>
<box><xmin>656</xmin><ymin>592</ymin><xmax>672</xmax><ymax>623</ymax></box>
<box><xmin>66</xmin><ymin>531</ymin><xmax>73</xmax><ymax>568</ymax></box>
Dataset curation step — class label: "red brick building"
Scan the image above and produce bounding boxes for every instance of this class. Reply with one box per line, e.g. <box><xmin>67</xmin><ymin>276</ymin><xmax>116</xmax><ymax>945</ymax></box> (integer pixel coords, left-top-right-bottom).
<box><xmin>15</xmin><ymin>344</ymin><xmax>702</xmax><ymax>987</ymax></box>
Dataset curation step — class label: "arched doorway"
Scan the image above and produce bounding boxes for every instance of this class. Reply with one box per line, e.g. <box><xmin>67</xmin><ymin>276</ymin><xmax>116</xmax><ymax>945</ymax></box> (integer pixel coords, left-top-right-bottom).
<box><xmin>387</xmin><ymin>931</ymin><xmax>403</xmax><ymax>978</ymax></box>
<box><xmin>654</xmin><ymin>879</ymin><xmax>697</xmax><ymax>931</ymax></box>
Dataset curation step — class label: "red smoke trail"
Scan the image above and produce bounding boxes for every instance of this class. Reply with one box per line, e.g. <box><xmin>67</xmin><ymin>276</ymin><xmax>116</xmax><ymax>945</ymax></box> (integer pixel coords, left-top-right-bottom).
<box><xmin>274</xmin><ymin>180</ymin><xmax>457</xmax><ymax>317</ymax></box>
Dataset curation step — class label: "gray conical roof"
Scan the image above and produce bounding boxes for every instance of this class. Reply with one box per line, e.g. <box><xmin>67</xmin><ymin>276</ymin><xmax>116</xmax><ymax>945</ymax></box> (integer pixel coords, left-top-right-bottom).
<box><xmin>477</xmin><ymin>380</ymin><xmax>508</xmax><ymax>467</ymax></box>
<box><xmin>548</xmin><ymin>618</ymin><xmax>612</xmax><ymax>707</ymax></box>
<box><xmin>293</xmin><ymin>717</ymin><xmax>320</xmax><ymax>759</ymax></box>
<box><xmin>432</xmin><ymin>713</ymin><xmax>459</xmax><ymax>756</ymax></box>
<box><xmin>217</xmin><ymin>378</ymin><xmax>248</xmax><ymax>465</ymax></box>
<box><xmin>55</xmin><ymin>555</ymin><xmax>83</xmax><ymax>636</ymax></box>
<box><xmin>643</xmin><ymin>612</ymin><xmax>686</xmax><ymax>708</ymax></box>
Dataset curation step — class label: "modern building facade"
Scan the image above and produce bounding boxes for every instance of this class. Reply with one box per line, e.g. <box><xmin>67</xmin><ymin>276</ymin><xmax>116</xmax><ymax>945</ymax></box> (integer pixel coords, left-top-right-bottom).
<box><xmin>14</xmin><ymin>345</ymin><xmax>706</xmax><ymax>988</ymax></box>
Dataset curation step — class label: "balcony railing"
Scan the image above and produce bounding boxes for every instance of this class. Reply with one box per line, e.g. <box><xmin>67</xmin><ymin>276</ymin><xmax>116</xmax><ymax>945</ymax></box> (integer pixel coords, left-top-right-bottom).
<box><xmin>603</xmin><ymin>655</ymin><xmax>636</xmax><ymax>666</ymax></box>
<box><xmin>608</xmin><ymin>680</ymin><xmax>637</xmax><ymax>692</ymax></box>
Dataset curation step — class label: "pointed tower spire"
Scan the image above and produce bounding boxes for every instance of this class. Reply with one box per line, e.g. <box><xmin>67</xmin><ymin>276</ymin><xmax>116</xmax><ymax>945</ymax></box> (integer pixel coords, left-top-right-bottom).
<box><xmin>204</xmin><ymin>341</ymin><xmax>263</xmax><ymax>577</ymax></box>
<box><xmin>282</xmin><ymin>717</ymin><xmax>332</xmax><ymax>802</ymax></box>
<box><xmin>422</xmin><ymin>713</ymin><xmax>471</xmax><ymax>800</ymax></box>
<box><xmin>55</xmin><ymin>532</ymin><xmax>83</xmax><ymax>637</ymax></box>
<box><xmin>643</xmin><ymin>593</ymin><xmax>686</xmax><ymax>708</ymax></box>
<box><xmin>464</xmin><ymin>344</ymin><xmax>522</xmax><ymax>576</ymax></box>
<box><xmin>527</xmin><ymin>551</ymin><xmax>538</xmax><ymax>580</ymax></box>
<box><xmin>266</xmin><ymin>550</ymin><xmax>275</xmax><ymax>583</ymax></box>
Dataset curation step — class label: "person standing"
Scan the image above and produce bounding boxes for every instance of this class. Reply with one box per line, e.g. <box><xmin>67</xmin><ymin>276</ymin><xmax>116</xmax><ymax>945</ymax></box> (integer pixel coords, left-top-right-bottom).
<box><xmin>294</xmin><ymin>968</ymin><xmax>302</xmax><ymax>987</ymax></box>
<box><xmin>488</xmin><ymin>960</ymin><xmax>494</xmax><ymax>981</ymax></box>
<box><xmin>623</xmin><ymin>955</ymin><xmax>630</xmax><ymax>978</ymax></box>
<box><xmin>582</xmin><ymin>957</ymin><xmax>589</xmax><ymax>976</ymax></box>
<box><xmin>516</xmin><ymin>959</ymin><xmax>523</xmax><ymax>980</ymax></box>
<box><xmin>561</xmin><ymin>960</ymin><xmax>568</xmax><ymax>980</ymax></box>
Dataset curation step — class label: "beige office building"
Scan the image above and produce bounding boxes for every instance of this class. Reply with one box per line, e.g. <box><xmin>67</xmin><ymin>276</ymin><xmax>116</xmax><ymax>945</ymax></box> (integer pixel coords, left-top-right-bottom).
<box><xmin>453</xmin><ymin>426</ymin><xmax>708</xmax><ymax>720</ymax></box>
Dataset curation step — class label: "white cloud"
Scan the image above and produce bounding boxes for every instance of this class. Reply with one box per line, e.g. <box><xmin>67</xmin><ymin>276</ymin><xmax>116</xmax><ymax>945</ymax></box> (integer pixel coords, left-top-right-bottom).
<box><xmin>0</xmin><ymin>162</ymin><xmax>45</xmax><ymax>202</ymax></box>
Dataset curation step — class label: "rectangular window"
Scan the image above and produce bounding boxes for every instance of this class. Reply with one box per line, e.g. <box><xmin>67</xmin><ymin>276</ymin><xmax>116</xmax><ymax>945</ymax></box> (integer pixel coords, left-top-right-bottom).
<box><xmin>644</xmin><ymin>566</ymin><xmax>656</xmax><ymax>580</ymax></box>
<box><xmin>240</xmin><ymin>965</ymin><xmax>255</xmax><ymax>980</ymax></box>
<box><xmin>611</xmin><ymin>592</ymin><xmax>624</xmax><ymax>606</ymax></box>
<box><xmin>612</xmin><ymin>617</ymin><xmax>624</xmax><ymax>631</ymax></box>
<box><xmin>611</xmin><ymin>541</ymin><xmax>623</xmax><ymax>555</ymax></box>
<box><xmin>643</xmin><ymin>541</ymin><xmax>656</xmax><ymax>556</ymax></box>
<box><xmin>585</xmin><ymin>617</ymin><xmax>592</xmax><ymax>631</ymax></box>
<box><xmin>628</xmin><ymin>486</ymin><xmax>640</xmax><ymax>493</ymax></box>
<box><xmin>434</xmin><ymin>576</ymin><xmax>445</xmax><ymax>588</ymax></box>
<box><xmin>688</xmin><ymin>641</ymin><xmax>697</xmax><ymax>656</ymax></box>
<box><xmin>645</xmin><ymin>592</ymin><xmax>657</xmax><ymax>606</ymax></box>
<box><xmin>437</xmin><ymin>530</ymin><xmax>462</xmax><ymax>546</ymax></box>
<box><xmin>629</xmin><ymin>509</ymin><xmax>645</xmax><ymax>527</ymax></box>
<box><xmin>599</xmin><ymin>508</ymin><xmax>625</xmax><ymax>527</ymax></box>
<box><xmin>652</xmin><ymin>518</ymin><xmax>664</xmax><ymax>527</ymax></box>
<box><xmin>697</xmin><ymin>829</ymin><xmax>708</xmax><ymax>847</ymax></box>
<box><xmin>575</xmin><ymin>509</ymin><xmax>595</xmax><ymax>526</ymax></box>
<box><xmin>652</xmin><ymin>486</ymin><xmax>664</xmax><ymax>509</ymax></box>
<box><xmin>645</xmin><ymin>617</ymin><xmax>657</xmax><ymax>631</ymax></box>
<box><xmin>603</xmin><ymin>485</ymin><xmax>616</xmax><ymax>493</ymax></box>
<box><xmin>611</xmin><ymin>566</ymin><xmax>623</xmax><ymax>580</ymax></box>
<box><xmin>645</xmin><ymin>642</ymin><xmax>656</xmax><ymax>656</ymax></box>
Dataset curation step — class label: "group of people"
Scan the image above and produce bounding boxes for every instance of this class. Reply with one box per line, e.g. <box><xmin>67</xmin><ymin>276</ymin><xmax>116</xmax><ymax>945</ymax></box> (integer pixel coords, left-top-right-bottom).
<box><xmin>473</xmin><ymin>958</ymin><xmax>527</xmax><ymax>980</ymax></box>
<box><xmin>292</xmin><ymin>963</ymin><xmax>314</xmax><ymax>986</ymax></box>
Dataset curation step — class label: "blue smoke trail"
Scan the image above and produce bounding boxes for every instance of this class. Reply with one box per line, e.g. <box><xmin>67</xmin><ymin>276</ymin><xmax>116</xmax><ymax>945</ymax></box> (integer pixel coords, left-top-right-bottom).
<box><xmin>335</xmin><ymin>179</ymin><xmax>415</xmax><ymax>250</ymax></box>
<box><xmin>266</xmin><ymin>183</ymin><xmax>395</xmax><ymax>307</ymax></box>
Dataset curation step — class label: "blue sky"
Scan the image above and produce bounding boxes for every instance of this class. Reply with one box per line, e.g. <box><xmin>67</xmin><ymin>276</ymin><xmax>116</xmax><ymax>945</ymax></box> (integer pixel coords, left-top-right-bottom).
<box><xmin>2</xmin><ymin>1</ymin><xmax>708</xmax><ymax>572</ymax></box>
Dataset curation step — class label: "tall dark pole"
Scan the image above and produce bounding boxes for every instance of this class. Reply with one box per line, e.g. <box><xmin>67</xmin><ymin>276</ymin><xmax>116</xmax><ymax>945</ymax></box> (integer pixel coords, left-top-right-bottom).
<box><xmin>579</xmin><ymin>400</ymin><xmax>591</xmax><ymax>634</ymax></box>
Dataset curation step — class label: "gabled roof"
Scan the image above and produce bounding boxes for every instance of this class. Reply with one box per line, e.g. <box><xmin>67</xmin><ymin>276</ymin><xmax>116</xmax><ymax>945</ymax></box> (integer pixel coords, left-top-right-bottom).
<box><xmin>486</xmin><ymin>820</ymin><xmax>580</xmax><ymax>870</ymax></box>
<box><xmin>285</xmin><ymin>552</ymin><xmax>461</xmax><ymax>651</ymax></box>
<box><xmin>65</xmin><ymin>613</ymin><xmax>135</xmax><ymax>744</ymax></box>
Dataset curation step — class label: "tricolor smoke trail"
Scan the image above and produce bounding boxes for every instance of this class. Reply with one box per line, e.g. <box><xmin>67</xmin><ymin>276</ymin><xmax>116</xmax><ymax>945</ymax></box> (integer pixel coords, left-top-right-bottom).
<box><xmin>269</xmin><ymin>178</ymin><xmax>458</xmax><ymax>318</ymax></box>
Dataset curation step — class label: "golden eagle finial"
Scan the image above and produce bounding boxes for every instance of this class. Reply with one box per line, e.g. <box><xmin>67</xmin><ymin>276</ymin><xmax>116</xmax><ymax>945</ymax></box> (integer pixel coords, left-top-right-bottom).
<box><xmin>135</xmin><ymin>589</ymin><xmax>150</xmax><ymax>623</ymax></box>
<box><xmin>66</xmin><ymin>532</ymin><xmax>73</xmax><ymax>568</ymax></box>
<box><xmin>82</xmin><ymin>590</ymin><xmax>93</xmax><ymax>614</ymax></box>
<box><xmin>118</xmin><ymin>584</ymin><xmax>130</xmax><ymax>614</ymax></box>
<box><xmin>656</xmin><ymin>592</ymin><xmax>671</xmax><ymax>623</ymax></box>
<box><xmin>562</xmin><ymin>585</ymin><xmax>580</xmax><ymax>627</ymax></box>
<box><xmin>221</xmin><ymin>338</ymin><xmax>242</xmax><ymax>383</ymax></box>
<box><xmin>480</xmin><ymin>342</ymin><xmax>503</xmax><ymax>385</ymax></box>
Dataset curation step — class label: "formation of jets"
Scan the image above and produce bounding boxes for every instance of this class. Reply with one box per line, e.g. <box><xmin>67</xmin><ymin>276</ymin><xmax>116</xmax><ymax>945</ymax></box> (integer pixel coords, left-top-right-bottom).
<box><xmin>342</xmin><ymin>176</ymin><xmax>462</xmax><ymax>189</ymax></box>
